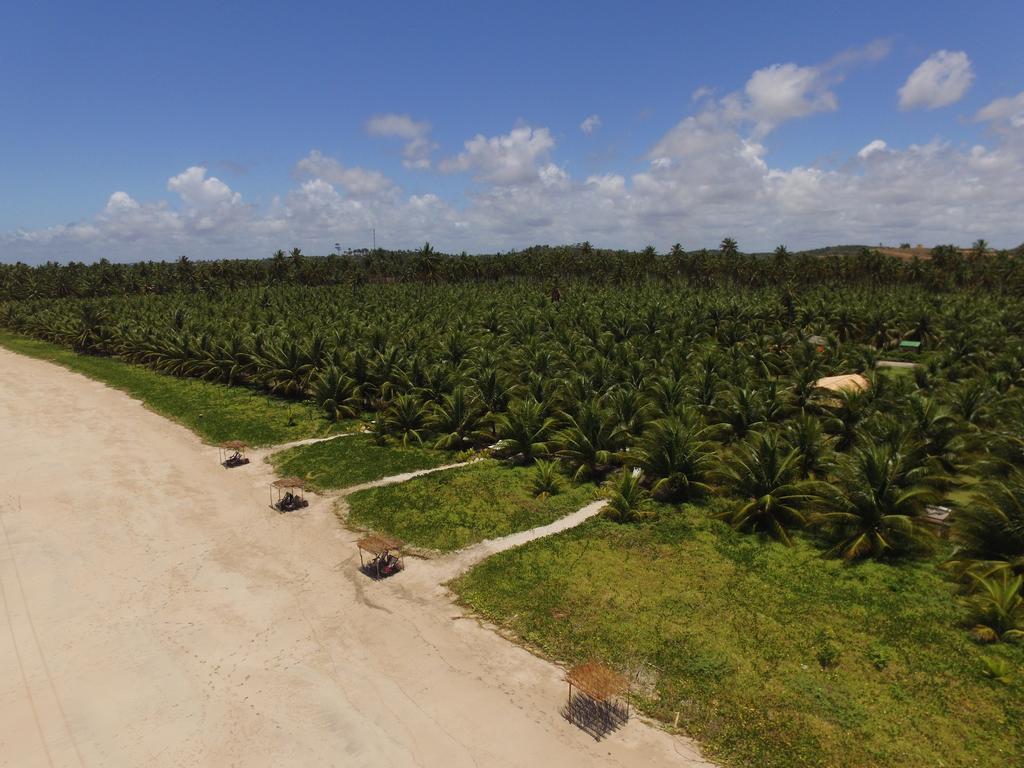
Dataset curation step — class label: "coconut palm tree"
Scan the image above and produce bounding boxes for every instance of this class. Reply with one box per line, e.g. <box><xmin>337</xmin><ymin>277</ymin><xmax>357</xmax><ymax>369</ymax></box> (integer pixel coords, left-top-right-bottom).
<box><xmin>312</xmin><ymin>366</ymin><xmax>361</xmax><ymax>422</ymax></box>
<box><xmin>784</xmin><ymin>412</ymin><xmax>835</xmax><ymax>479</ymax></box>
<box><xmin>822</xmin><ymin>388</ymin><xmax>873</xmax><ymax>451</ymax></box>
<box><xmin>948</xmin><ymin>473</ymin><xmax>1024</xmax><ymax>577</ymax></box>
<box><xmin>382</xmin><ymin>394</ymin><xmax>430</xmax><ymax>446</ymax></box>
<box><xmin>428</xmin><ymin>386</ymin><xmax>488</xmax><ymax>450</ymax></box>
<box><xmin>815</xmin><ymin>443</ymin><xmax>942</xmax><ymax>561</ymax></box>
<box><xmin>602</xmin><ymin>469</ymin><xmax>652</xmax><ymax>523</ymax></box>
<box><xmin>604</xmin><ymin>387</ymin><xmax>652</xmax><ymax>439</ymax></box>
<box><xmin>715</xmin><ymin>432</ymin><xmax>820</xmax><ymax>544</ymax></box>
<box><xmin>966</xmin><ymin>571</ymin><xmax>1024</xmax><ymax>643</ymax></box>
<box><xmin>494</xmin><ymin>398</ymin><xmax>556</xmax><ymax>464</ymax></box>
<box><xmin>630</xmin><ymin>417</ymin><xmax>715</xmax><ymax>502</ymax></box>
<box><xmin>70</xmin><ymin>304</ymin><xmax>109</xmax><ymax>354</ymax></box>
<box><xmin>719</xmin><ymin>237</ymin><xmax>739</xmax><ymax>259</ymax></box>
<box><xmin>553</xmin><ymin>400</ymin><xmax>625</xmax><ymax>481</ymax></box>
<box><xmin>531</xmin><ymin>459</ymin><xmax>563</xmax><ymax>498</ymax></box>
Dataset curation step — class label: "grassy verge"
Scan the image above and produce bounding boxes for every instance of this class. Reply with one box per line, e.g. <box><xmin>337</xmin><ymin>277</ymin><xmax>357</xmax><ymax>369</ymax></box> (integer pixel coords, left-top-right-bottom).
<box><xmin>269</xmin><ymin>435</ymin><xmax>450</xmax><ymax>491</ymax></box>
<box><xmin>453</xmin><ymin>501</ymin><xmax>1024</xmax><ymax>768</ymax></box>
<box><xmin>346</xmin><ymin>461</ymin><xmax>599</xmax><ymax>551</ymax></box>
<box><xmin>0</xmin><ymin>331</ymin><xmax>343</xmax><ymax>446</ymax></box>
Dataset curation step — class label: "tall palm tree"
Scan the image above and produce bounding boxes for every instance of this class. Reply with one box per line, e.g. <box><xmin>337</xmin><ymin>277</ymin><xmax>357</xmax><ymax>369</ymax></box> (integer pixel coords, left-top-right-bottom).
<box><xmin>602</xmin><ymin>469</ymin><xmax>652</xmax><ymax>523</ymax></box>
<box><xmin>971</xmin><ymin>239</ymin><xmax>989</xmax><ymax>260</ymax></box>
<box><xmin>495</xmin><ymin>398</ymin><xmax>556</xmax><ymax>464</ymax></box>
<box><xmin>903</xmin><ymin>395</ymin><xmax>965</xmax><ymax>474</ymax></box>
<box><xmin>784</xmin><ymin>412</ymin><xmax>835</xmax><ymax>479</ymax></box>
<box><xmin>815</xmin><ymin>443</ymin><xmax>942</xmax><ymax>561</ymax></box>
<box><xmin>428</xmin><ymin>386</ymin><xmax>488</xmax><ymax>450</ymax></box>
<box><xmin>312</xmin><ymin>366</ymin><xmax>361</xmax><ymax>421</ymax></box>
<box><xmin>712</xmin><ymin>386</ymin><xmax>766</xmax><ymax>442</ymax></box>
<box><xmin>720</xmin><ymin>237</ymin><xmax>739</xmax><ymax>259</ymax></box>
<box><xmin>948</xmin><ymin>473</ymin><xmax>1024</xmax><ymax>577</ymax></box>
<box><xmin>715</xmin><ymin>432</ymin><xmax>820</xmax><ymax>544</ymax></box>
<box><xmin>70</xmin><ymin>304</ymin><xmax>109</xmax><ymax>354</ymax></box>
<box><xmin>553</xmin><ymin>400</ymin><xmax>624</xmax><ymax>481</ymax></box>
<box><xmin>822</xmin><ymin>388</ymin><xmax>872</xmax><ymax>451</ymax></box>
<box><xmin>630</xmin><ymin>417</ymin><xmax>715</xmax><ymax>502</ymax></box>
<box><xmin>604</xmin><ymin>387</ymin><xmax>652</xmax><ymax>439</ymax></box>
<box><xmin>382</xmin><ymin>394</ymin><xmax>430</xmax><ymax>446</ymax></box>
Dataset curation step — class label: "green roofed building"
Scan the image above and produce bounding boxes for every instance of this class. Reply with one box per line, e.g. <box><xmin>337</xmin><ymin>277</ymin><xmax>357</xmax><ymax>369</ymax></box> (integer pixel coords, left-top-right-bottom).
<box><xmin>899</xmin><ymin>340</ymin><xmax>922</xmax><ymax>351</ymax></box>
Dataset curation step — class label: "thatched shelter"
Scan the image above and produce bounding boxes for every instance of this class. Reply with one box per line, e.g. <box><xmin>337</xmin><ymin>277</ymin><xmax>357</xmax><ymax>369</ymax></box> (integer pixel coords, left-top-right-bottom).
<box><xmin>566</xmin><ymin>660</ymin><xmax>629</xmax><ymax>703</ymax></box>
<box><xmin>563</xmin><ymin>660</ymin><xmax>630</xmax><ymax>738</ymax></box>
<box><xmin>814</xmin><ymin>373</ymin><xmax>870</xmax><ymax>395</ymax></box>
<box><xmin>356</xmin><ymin>535</ymin><xmax>404</xmax><ymax>578</ymax></box>
<box><xmin>219</xmin><ymin>440</ymin><xmax>249</xmax><ymax>468</ymax></box>
<box><xmin>270</xmin><ymin>476</ymin><xmax>308</xmax><ymax>511</ymax></box>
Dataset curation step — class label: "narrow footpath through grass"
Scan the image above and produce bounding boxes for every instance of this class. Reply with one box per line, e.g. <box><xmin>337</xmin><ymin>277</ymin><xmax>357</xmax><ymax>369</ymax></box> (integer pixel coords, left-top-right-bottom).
<box><xmin>346</xmin><ymin>460</ymin><xmax>599</xmax><ymax>551</ymax></box>
<box><xmin>269</xmin><ymin>434</ymin><xmax>452</xmax><ymax>492</ymax></box>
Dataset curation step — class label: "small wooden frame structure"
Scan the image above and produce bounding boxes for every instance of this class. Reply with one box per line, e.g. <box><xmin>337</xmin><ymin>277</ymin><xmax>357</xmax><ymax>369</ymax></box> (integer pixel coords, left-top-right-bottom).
<box><xmin>922</xmin><ymin>505</ymin><xmax>953</xmax><ymax>539</ymax></box>
<box><xmin>270</xmin><ymin>476</ymin><xmax>309</xmax><ymax>512</ymax></box>
<box><xmin>563</xmin><ymin>660</ymin><xmax>630</xmax><ymax>739</ymax></box>
<box><xmin>219</xmin><ymin>440</ymin><xmax>250</xmax><ymax>468</ymax></box>
<box><xmin>356</xmin><ymin>535</ymin><xmax>405</xmax><ymax>579</ymax></box>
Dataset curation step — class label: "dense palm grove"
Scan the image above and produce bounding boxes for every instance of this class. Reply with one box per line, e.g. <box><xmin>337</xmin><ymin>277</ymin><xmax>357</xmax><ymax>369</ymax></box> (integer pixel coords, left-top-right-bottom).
<box><xmin>2</xmin><ymin>239</ymin><xmax>1024</xmax><ymax>300</ymax></box>
<box><xmin>3</xmin><ymin>244</ymin><xmax>1024</xmax><ymax>646</ymax></box>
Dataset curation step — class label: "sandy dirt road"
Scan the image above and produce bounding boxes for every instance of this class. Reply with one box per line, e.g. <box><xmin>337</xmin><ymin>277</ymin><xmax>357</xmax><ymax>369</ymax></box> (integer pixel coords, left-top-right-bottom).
<box><xmin>0</xmin><ymin>348</ymin><xmax>713</xmax><ymax>768</ymax></box>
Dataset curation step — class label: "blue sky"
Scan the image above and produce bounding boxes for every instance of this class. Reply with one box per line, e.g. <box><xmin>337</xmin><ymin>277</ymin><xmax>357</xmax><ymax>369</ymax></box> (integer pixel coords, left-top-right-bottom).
<box><xmin>2</xmin><ymin>0</ymin><xmax>1023</xmax><ymax>262</ymax></box>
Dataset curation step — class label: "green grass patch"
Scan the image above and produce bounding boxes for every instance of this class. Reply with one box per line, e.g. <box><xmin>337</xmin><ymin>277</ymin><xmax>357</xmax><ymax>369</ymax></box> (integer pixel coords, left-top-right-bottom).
<box><xmin>0</xmin><ymin>331</ymin><xmax>343</xmax><ymax>446</ymax></box>
<box><xmin>269</xmin><ymin>434</ymin><xmax>450</xmax><ymax>491</ymax></box>
<box><xmin>347</xmin><ymin>461</ymin><xmax>599</xmax><ymax>551</ymax></box>
<box><xmin>875</xmin><ymin>364</ymin><xmax>918</xmax><ymax>380</ymax></box>
<box><xmin>453</xmin><ymin>501</ymin><xmax>1024</xmax><ymax>768</ymax></box>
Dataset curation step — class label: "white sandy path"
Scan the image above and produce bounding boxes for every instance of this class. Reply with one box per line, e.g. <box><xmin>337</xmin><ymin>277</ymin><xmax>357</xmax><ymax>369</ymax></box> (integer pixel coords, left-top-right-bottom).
<box><xmin>411</xmin><ymin>500</ymin><xmax>609</xmax><ymax>586</ymax></box>
<box><xmin>0</xmin><ymin>348</ymin><xmax>714</xmax><ymax>768</ymax></box>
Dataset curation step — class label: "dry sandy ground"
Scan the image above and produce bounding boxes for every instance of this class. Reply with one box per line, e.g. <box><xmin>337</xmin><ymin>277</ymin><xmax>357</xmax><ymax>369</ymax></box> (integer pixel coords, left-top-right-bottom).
<box><xmin>0</xmin><ymin>348</ymin><xmax>713</xmax><ymax>768</ymax></box>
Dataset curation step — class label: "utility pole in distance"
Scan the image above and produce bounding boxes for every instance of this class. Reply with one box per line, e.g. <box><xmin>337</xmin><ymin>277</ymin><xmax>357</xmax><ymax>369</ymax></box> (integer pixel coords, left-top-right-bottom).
<box><xmin>372</xmin><ymin>228</ymin><xmax>376</xmax><ymax>251</ymax></box>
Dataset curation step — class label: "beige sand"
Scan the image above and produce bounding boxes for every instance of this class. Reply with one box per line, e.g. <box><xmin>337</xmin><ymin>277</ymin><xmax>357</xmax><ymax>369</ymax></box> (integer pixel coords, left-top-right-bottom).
<box><xmin>0</xmin><ymin>348</ymin><xmax>714</xmax><ymax>768</ymax></box>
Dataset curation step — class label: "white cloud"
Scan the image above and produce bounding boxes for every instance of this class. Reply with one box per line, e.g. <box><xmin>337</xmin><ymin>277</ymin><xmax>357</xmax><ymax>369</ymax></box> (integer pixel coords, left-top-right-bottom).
<box><xmin>857</xmin><ymin>139</ymin><xmax>888</xmax><ymax>159</ymax></box>
<box><xmin>439</xmin><ymin>125</ymin><xmax>559</xmax><ymax>185</ymax></box>
<box><xmin>580</xmin><ymin>114</ymin><xmax>602</xmax><ymax>134</ymax></box>
<box><xmin>659</xmin><ymin>46</ymin><xmax>883</xmax><ymax>142</ymax></box>
<box><xmin>824</xmin><ymin>38</ymin><xmax>892</xmax><ymax>70</ymax></box>
<box><xmin>365</xmin><ymin>114</ymin><xmax>429</xmax><ymax>140</ymax></box>
<box><xmin>975</xmin><ymin>91</ymin><xmax>1024</xmax><ymax>128</ymax></box>
<box><xmin>8</xmin><ymin>45</ymin><xmax>1024</xmax><ymax>262</ymax></box>
<box><xmin>744</xmin><ymin>63</ymin><xmax>838</xmax><ymax>133</ymax></box>
<box><xmin>293</xmin><ymin>150</ymin><xmax>397</xmax><ymax>198</ymax></box>
<box><xmin>899</xmin><ymin>51</ymin><xmax>974</xmax><ymax>110</ymax></box>
<box><xmin>585</xmin><ymin>174</ymin><xmax>626</xmax><ymax>194</ymax></box>
<box><xmin>365</xmin><ymin>113</ymin><xmax>437</xmax><ymax>169</ymax></box>
<box><xmin>167</xmin><ymin>167</ymin><xmax>242</xmax><ymax>210</ymax></box>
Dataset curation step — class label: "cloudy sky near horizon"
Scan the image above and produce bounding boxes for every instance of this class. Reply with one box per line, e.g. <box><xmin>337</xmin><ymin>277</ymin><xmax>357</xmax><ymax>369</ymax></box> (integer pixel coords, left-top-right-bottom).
<box><xmin>2</xmin><ymin>0</ymin><xmax>1023</xmax><ymax>264</ymax></box>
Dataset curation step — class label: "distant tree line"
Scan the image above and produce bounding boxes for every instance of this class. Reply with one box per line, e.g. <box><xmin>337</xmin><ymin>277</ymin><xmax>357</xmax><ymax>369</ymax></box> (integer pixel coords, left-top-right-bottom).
<box><xmin>2</xmin><ymin>239</ymin><xmax>1023</xmax><ymax>301</ymax></box>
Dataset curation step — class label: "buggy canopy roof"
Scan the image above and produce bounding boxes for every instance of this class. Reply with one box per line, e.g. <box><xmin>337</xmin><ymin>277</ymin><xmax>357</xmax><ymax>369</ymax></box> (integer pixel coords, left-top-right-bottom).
<box><xmin>356</xmin><ymin>535</ymin><xmax>403</xmax><ymax>555</ymax></box>
<box><xmin>272</xmin><ymin>476</ymin><xmax>306</xmax><ymax>490</ymax></box>
<box><xmin>220</xmin><ymin>440</ymin><xmax>248</xmax><ymax>450</ymax></box>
